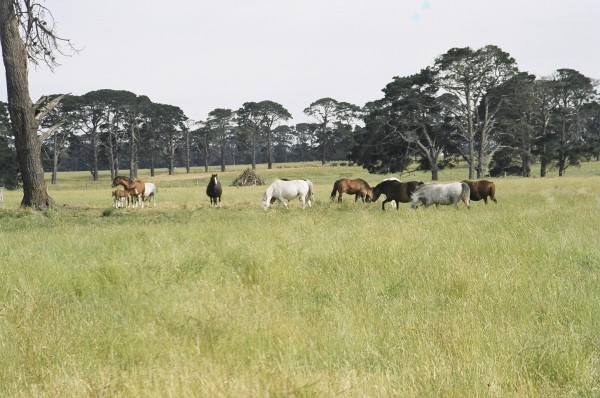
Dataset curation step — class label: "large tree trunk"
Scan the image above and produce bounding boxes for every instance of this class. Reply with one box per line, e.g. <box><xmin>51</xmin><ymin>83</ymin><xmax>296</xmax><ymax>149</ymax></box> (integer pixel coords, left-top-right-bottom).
<box><xmin>0</xmin><ymin>1</ymin><xmax>53</xmax><ymax>209</ymax></box>
<box><xmin>251</xmin><ymin>137</ymin><xmax>257</xmax><ymax>170</ymax></box>
<box><xmin>220</xmin><ymin>144</ymin><xmax>226</xmax><ymax>172</ymax></box>
<box><xmin>267</xmin><ymin>130</ymin><xmax>273</xmax><ymax>169</ymax></box>
<box><xmin>51</xmin><ymin>133</ymin><xmax>59</xmax><ymax>184</ymax></box>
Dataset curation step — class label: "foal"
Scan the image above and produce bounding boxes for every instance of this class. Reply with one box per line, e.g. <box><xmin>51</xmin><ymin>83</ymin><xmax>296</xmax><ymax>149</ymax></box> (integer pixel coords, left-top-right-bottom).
<box><xmin>112</xmin><ymin>188</ymin><xmax>138</xmax><ymax>208</ymax></box>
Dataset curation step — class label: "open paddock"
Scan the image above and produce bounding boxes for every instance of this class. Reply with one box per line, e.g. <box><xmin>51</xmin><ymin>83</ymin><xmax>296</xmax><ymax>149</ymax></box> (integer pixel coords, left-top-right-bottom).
<box><xmin>1</xmin><ymin>163</ymin><xmax>599</xmax><ymax>396</ymax></box>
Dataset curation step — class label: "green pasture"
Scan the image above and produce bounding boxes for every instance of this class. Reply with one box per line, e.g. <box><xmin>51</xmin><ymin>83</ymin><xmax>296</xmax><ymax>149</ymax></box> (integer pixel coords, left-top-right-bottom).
<box><xmin>1</xmin><ymin>162</ymin><xmax>599</xmax><ymax>397</ymax></box>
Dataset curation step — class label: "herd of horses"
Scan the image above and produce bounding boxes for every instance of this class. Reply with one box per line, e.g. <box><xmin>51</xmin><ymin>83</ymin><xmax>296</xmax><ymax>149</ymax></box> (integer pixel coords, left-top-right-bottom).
<box><xmin>110</xmin><ymin>174</ymin><xmax>496</xmax><ymax>211</ymax></box>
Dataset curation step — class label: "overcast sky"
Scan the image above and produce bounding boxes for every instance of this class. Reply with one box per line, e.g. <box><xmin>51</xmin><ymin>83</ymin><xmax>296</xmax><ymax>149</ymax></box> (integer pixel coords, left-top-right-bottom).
<box><xmin>2</xmin><ymin>0</ymin><xmax>599</xmax><ymax>124</ymax></box>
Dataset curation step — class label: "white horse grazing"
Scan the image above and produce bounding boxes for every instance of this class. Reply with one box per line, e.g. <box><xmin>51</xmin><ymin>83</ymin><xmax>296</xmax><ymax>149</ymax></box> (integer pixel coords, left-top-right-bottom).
<box><xmin>261</xmin><ymin>179</ymin><xmax>314</xmax><ymax>210</ymax></box>
<box><xmin>140</xmin><ymin>182</ymin><xmax>157</xmax><ymax>207</ymax></box>
<box><xmin>410</xmin><ymin>182</ymin><xmax>470</xmax><ymax>209</ymax></box>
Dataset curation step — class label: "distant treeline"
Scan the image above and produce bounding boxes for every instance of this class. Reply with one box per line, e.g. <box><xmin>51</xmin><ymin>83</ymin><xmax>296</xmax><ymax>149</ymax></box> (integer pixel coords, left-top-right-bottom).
<box><xmin>1</xmin><ymin>44</ymin><xmax>598</xmax><ymax>187</ymax></box>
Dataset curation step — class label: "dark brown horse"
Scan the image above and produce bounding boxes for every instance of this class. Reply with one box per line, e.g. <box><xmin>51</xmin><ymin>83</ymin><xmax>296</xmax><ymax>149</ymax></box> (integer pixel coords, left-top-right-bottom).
<box><xmin>112</xmin><ymin>176</ymin><xmax>145</xmax><ymax>207</ymax></box>
<box><xmin>330</xmin><ymin>178</ymin><xmax>373</xmax><ymax>203</ymax></box>
<box><xmin>462</xmin><ymin>180</ymin><xmax>497</xmax><ymax>204</ymax></box>
<box><xmin>206</xmin><ymin>174</ymin><xmax>222</xmax><ymax>207</ymax></box>
<box><xmin>371</xmin><ymin>179</ymin><xmax>424</xmax><ymax>211</ymax></box>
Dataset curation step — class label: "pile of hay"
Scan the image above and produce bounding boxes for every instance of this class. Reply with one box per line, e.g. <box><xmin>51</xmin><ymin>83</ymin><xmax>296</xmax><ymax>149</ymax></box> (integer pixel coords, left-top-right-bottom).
<box><xmin>230</xmin><ymin>168</ymin><xmax>265</xmax><ymax>186</ymax></box>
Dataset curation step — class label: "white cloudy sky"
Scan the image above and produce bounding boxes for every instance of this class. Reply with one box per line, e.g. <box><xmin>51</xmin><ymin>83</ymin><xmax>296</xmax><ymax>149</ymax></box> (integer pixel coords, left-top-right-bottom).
<box><xmin>2</xmin><ymin>0</ymin><xmax>599</xmax><ymax>123</ymax></box>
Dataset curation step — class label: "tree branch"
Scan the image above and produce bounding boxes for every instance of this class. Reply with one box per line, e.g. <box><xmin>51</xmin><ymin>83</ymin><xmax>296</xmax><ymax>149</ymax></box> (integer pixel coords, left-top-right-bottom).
<box><xmin>33</xmin><ymin>93</ymin><xmax>67</xmax><ymax>121</ymax></box>
<box><xmin>38</xmin><ymin>119</ymin><xmax>65</xmax><ymax>142</ymax></box>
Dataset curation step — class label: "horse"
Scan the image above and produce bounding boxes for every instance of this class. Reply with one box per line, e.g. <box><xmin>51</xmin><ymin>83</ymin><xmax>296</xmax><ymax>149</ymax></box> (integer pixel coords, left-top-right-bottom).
<box><xmin>410</xmin><ymin>182</ymin><xmax>471</xmax><ymax>209</ymax></box>
<box><xmin>371</xmin><ymin>179</ymin><xmax>424</xmax><ymax>211</ymax></box>
<box><xmin>462</xmin><ymin>180</ymin><xmax>497</xmax><ymax>204</ymax></box>
<box><xmin>261</xmin><ymin>179</ymin><xmax>314</xmax><ymax>210</ymax></box>
<box><xmin>142</xmin><ymin>182</ymin><xmax>157</xmax><ymax>207</ymax></box>
<box><xmin>112</xmin><ymin>188</ymin><xmax>138</xmax><ymax>208</ymax></box>
<box><xmin>330</xmin><ymin>178</ymin><xmax>373</xmax><ymax>203</ymax></box>
<box><xmin>206</xmin><ymin>174</ymin><xmax>222</xmax><ymax>207</ymax></box>
<box><xmin>112</xmin><ymin>176</ymin><xmax>146</xmax><ymax>208</ymax></box>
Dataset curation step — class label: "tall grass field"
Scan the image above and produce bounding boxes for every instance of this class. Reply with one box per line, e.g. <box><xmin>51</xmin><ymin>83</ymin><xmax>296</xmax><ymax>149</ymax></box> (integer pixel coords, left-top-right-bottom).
<box><xmin>1</xmin><ymin>163</ymin><xmax>599</xmax><ymax>397</ymax></box>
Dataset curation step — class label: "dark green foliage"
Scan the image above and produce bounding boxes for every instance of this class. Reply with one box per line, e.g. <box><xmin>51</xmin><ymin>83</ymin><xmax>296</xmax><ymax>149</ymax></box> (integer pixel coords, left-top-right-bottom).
<box><xmin>0</xmin><ymin>102</ymin><xmax>18</xmax><ymax>189</ymax></box>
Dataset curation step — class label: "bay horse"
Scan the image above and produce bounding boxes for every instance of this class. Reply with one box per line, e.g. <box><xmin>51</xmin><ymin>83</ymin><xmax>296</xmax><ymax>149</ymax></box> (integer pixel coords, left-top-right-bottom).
<box><xmin>206</xmin><ymin>174</ymin><xmax>222</xmax><ymax>207</ymax></box>
<box><xmin>262</xmin><ymin>179</ymin><xmax>314</xmax><ymax>209</ymax></box>
<box><xmin>410</xmin><ymin>182</ymin><xmax>470</xmax><ymax>209</ymax></box>
<box><xmin>330</xmin><ymin>178</ymin><xmax>373</xmax><ymax>203</ymax></box>
<box><xmin>371</xmin><ymin>179</ymin><xmax>424</xmax><ymax>211</ymax></box>
<box><xmin>462</xmin><ymin>180</ymin><xmax>497</xmax><ymax>204</ymax></box>
<box><xmin>112</xmin><ymin>176</ymin><xmax>145</xmax><ymax>208</ymax></box>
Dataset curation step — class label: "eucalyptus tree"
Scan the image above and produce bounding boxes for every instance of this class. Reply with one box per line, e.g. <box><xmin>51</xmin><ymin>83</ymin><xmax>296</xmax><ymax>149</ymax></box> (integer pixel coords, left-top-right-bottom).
<box><xmin>487</xmin><ymin>72</ymin><xmax>538</xmax><ymax>177</ymax></box>
<box><xmin>272</xmin><ymin>125</ymin><xmax>293</xmax><ymax>163</ymax></box>
<box><xmin>121</xmin><ymin>95</ymin><xmax>152</xmax><ymax>179</ymax></box>
<box><xmin>547</xmin><ymin>68</ymin><xmax>596</xmax><ymax>176</ymax></box>
<box><xmin>293</xmin><ymin>123</ymin><xmax>318</xmax><ymax>162</ymax></box>
<box><xmin>256</xmin><ymin>100</ymin><xmax>291</xmax><ymax>169</ymax></box>
<box><xmin>236</xmin><ymin>102</ymin><xmax>263</xmax><ymax>170</ymax></box>
<box><xmin>304</xmin><ymin>98</ymin><xmax>361</xmax><ymax>165</ymax></box>
<box><xmin>351</xmin><ymin>104</ymin><xmax>413</xmax><ymax>175</ymax></box>
<box><xmin>151</xmin><ymin>103</ymin><xmax>187</xmax><ymax>175</ymax></box>
<box><xmin>69</xmin><ymin>90</ymin><xmax>140</xmax><ymax>180</ymax></box>
<box><xmin>434</xmin><ymin>45</ymin><xmax>518</xmax><ymax>178</ymax></box>
<box><xmin>192</xmin><ymin>122</ymin><xmax>212</xmax><ymax>172</ymax></box>
<box><xmin>207</xmin><ymin>108</ymin><xmax>234</xmax><ymax>172</ymax></box>
<box><xmin>0</xmin><ymin>0</ymin><xmax>74</xmax><ymax>208</ymax></box>
<box><xmin>182</xmin><ymin>119</ymin><xmax>197</xmax><ymax>173</ymax></box>
<box><xmin>235</xmin><ymin>101</ymin><xmax>291</xmax><ymax>169</ymax></box>
<box><xmin>531</xmin><ymin>78</ymin><xmax>555</xmax><ymax>177</ymax></box>
<box><xmin>380</xmin><ymin>68</ymin><xmax>449</xmax><ymax>180</ymax></box>
<box><xmin>40</xmin><ymin>96</ymin><xmax>78</xmax><ymax>184</ymax></box>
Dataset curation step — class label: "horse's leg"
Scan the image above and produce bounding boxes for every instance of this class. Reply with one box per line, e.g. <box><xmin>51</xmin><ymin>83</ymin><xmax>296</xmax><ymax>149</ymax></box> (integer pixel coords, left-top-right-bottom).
<box><xmin>395</xmin><ymin>200</ymin><xmax>400</xmax><ymax>210</ymax></box>
<box><xmin>381</xmin><ymin>198</ymin><xmax>389</xmax><ymax>211</ymax></box>
<box><xmin>338</xmin><ymin>192</ymin><xmax>343</xmax><ymax>203</ymax></box>
<box><xmin>280</xmin><ymin>197</ymin><xmax>288</xmax><ymax>208</ymax></box>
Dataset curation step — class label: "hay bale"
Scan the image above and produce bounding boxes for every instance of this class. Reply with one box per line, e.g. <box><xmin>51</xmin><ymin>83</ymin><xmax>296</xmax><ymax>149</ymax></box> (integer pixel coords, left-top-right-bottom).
<box><xmin>230</xmin><ymin>168</ymin><xmax>265</xmax><ymax>186</ymax></box>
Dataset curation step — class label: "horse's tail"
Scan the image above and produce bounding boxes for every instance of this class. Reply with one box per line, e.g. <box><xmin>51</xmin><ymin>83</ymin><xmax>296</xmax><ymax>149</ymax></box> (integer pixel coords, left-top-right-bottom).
<box><xmin>489</xmin><ymin>182</ymin><xmax>497</xmax><ymax>203</ymax></box>
<box><xmin>306</xmin><ymin>180</ymin><xmax>314</xmax><ymax>206</ymax></box>
<box><xmin>461</xmin><ymin>182</ymin><xmax>471</xmax><ymax>209</ymax></box>
<box><xmin>330</xmin><ymin>180</ymin><xmax>339</xmax><ymax>200</ymax></box>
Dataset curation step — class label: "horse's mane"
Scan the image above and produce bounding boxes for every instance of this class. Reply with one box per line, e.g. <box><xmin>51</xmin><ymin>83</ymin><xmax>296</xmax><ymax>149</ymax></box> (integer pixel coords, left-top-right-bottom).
<box><xmin>357</xmin><ymin>178</ymin><xmax>371</xmax><ymax>188</ymax></box>
<box><xmin>115</xmin><ymin>175</ymin><xmax>140</xmax><ymax>183</ymax></box>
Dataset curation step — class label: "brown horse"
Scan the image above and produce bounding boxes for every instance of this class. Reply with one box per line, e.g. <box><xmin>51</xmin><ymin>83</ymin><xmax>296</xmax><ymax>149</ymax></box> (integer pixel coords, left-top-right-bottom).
<box><xmin>112</xmin><ymin>188</ymin><xmax>139</xmax><ymax>208</ymax></box>
<box><xmin>112</xmin><ymin>176</ymin><xmax>145</xmax><ymax>207</ymax></box>
<box><xmin>330</xmin><ymin>178</ymin><xmax>373</xmax><ymax>203</ymax></box>
<box><xmin>462</xmin><ymin>180</ymin><xmax>497</xmax><ymax>204</ymax></box>
<box><xmin>371</xmin><ymin>179</ymin><xmax>424</xmax><ymax>211</ymax></box>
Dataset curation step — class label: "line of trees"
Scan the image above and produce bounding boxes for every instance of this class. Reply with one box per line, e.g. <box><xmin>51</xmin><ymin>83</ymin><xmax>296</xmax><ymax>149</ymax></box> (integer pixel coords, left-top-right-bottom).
<box><xmin>2</xmin><ymin>46</ymin><xmax>599</xmax><ymax>191</ymax></box>
<box><xmin>351</xmin><ymin>45</ymin><xmax>599</xmax><ymax>180</ymax></box>
<box><xmin>0</xmin><ymin>94</ymin><xmax>362</xmax><ymax>184</ymax></box>
<box><xmin>0</xmin><ymin>1</ymin><xmax>598</xmax><ymax>209</ymax></box>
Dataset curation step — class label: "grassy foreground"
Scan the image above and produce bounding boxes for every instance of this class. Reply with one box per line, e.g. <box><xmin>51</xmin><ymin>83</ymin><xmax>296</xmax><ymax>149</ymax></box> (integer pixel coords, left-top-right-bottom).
<box><xmin>1</xmin><ymin>163</ymin><xmax>599</xmax><ymax>397</ymax></box>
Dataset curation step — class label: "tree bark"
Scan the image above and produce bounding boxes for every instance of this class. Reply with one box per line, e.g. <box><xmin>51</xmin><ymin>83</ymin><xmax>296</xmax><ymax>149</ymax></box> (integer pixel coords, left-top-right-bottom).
<box><xmin>0</xmin><ymin>0</ymin><xmax>53</xmax><ymax>209</ymax></box>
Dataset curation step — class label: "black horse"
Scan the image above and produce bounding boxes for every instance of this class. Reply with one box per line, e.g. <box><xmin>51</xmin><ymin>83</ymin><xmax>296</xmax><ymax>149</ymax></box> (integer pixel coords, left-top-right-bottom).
<box><xmin>206</xmin><ymin>174</ymin><xmax>222</xmax><ymax>207</ymax></box>
<box><xmin>371</xmin><ymin>179</ymin><xmax>424</xmax><ymax>211</ymax></box>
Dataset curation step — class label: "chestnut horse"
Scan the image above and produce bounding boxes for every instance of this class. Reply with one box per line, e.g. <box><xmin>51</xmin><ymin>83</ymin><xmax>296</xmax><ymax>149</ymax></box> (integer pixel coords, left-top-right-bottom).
<box><xmin>462</xmin><ymin>180</ymin><xmax>497</xmax><ymax>204</ymax></box>
<box><xmin>330</xmin><ymin>178</ymin><xmax>373</xmax><ymax>203</ymax></box>
<box><xmin>112</xmin><ymin>188</ymin><xmax>138</xmax><ymax>208</ymax></box>
<box><xmin>112</xmin><ymin>176</ymin><xmax>146</xmax><ymax>208</ymax></box>
<box><xmin>371</xmin><ymin>179</ymin><xmax>424</xmax><ymax>211</ymax></box>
